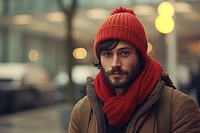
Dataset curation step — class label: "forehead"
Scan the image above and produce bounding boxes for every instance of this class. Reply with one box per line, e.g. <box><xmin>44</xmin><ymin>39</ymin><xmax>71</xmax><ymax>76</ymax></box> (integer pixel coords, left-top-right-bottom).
<box><xmin>114</xmin><ymin>41</ymin><xmax>135</xmax><ymax>50</ymax></box>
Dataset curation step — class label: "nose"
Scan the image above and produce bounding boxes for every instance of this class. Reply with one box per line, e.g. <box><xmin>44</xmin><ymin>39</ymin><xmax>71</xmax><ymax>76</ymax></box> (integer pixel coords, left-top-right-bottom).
<box><xmin>111</xmin><ymin>54</ymin><xmax>121</xmax><ymax>68</ymax></box>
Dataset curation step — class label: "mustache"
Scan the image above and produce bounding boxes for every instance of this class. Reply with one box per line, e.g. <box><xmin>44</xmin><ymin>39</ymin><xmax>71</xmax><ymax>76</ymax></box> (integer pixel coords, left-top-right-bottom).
<box><xmin>107</xmin><ymin>67</ymin><xmax>128</xmax><ymax>75</ymax></box>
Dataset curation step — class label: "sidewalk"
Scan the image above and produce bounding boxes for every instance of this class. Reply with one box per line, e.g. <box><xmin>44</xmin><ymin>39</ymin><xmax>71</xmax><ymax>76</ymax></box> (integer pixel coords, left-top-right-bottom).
<box><xmin>0</xmin><ymin>103</ymin><xmax>74</xmax><ymax>133</ymax></box>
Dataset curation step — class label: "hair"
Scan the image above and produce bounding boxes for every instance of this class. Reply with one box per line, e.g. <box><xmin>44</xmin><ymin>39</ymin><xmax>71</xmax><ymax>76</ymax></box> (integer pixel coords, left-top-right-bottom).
<box><xmin>93</xmin><ymin>39</ymin><xmax>146</xmax><ymax>70</ymax></box>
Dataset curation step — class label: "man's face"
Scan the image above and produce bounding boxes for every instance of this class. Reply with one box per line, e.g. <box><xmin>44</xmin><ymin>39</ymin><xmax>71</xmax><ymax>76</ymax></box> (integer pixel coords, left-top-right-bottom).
<box><xmin>100</xmin><ymin>41</ymin><xmax>141</xmax><ymax>89</ymax></box>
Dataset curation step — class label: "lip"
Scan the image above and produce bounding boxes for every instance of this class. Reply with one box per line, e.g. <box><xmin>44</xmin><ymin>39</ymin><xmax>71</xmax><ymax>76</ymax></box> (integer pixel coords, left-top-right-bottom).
<box><xmin>110</xmin><ymin>73</ymin><xmax>124</xmax><ymax>78</ymax></box>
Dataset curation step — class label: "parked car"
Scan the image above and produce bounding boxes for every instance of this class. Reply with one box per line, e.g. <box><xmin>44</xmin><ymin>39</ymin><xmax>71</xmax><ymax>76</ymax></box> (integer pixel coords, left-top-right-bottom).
<box><xmin>0</xmin><ymin>63</ymin><xmax>56</xmax><ymax>115</ymax></box>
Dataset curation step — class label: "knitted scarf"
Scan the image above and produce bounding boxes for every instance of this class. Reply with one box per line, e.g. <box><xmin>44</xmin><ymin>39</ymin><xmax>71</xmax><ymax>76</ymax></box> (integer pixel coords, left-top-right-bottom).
<box><xmin>94</xmin><ymin>56</ymin><xmax>162</xmax><ymax>128</ymax></box>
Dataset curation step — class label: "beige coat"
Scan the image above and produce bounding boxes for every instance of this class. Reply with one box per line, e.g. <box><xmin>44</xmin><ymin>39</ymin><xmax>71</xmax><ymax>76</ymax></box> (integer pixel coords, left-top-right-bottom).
<box><xmin>68</xmin><ymin>78</ymin><xmax>200</xmax><ymax>133</ymax></box>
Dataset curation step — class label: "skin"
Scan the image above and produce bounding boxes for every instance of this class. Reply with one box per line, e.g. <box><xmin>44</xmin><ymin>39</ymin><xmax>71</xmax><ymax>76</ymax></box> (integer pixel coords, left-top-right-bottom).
<box><xmin>100</xmin><ymin>41</ymin><xmax>141</xmax><ymax>96</ymax></box>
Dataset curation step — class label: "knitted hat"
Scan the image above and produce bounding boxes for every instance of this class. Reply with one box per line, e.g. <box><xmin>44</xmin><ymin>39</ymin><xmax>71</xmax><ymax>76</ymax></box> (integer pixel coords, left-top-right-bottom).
<box><xmin>94</xmin><ymin>7</ymin><xmax>148</xmax><ymax>60</ymax></box>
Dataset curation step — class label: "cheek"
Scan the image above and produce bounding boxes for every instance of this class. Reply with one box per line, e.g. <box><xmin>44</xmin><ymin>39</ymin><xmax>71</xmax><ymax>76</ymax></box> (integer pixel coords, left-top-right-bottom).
<box><xmin>101</xmin><ymin>59</ymin><xmax>111</xmax><ymax>70</ymax></box>
<box><xmin>123</xmin><ymin>57</ymin><xmax>139</xmax><ymax>71</ymax></box>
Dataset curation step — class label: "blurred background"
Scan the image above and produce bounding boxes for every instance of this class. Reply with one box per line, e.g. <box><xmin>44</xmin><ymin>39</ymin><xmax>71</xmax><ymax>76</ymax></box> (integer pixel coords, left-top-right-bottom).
<box><xmin>0</xmin><ymin>0</ymin><xmax>200</xmax><ymax>132</ymax></box>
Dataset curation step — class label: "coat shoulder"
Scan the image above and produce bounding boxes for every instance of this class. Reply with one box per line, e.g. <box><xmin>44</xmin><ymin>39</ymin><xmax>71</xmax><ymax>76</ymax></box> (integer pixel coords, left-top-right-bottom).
<box><xmin>71</xmin><ymin>96</ymin><xmax>91</xmax><ymax>119</ymax></box>
<box><xmin>75</xmin><ymin>96</ymin><xmax>90</xmax><ymax>109</ymax></box>
<box><xmin>68</xmin><ymin>96</ymin><xmax>91</xmax><ymax>133</ymax></box>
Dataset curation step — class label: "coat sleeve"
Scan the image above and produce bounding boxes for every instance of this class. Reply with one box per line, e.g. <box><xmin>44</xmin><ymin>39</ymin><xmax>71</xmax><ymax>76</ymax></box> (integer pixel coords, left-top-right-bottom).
<box><xmin>68</xmin><ymin>99</ymin><xmax>82</xmax><ymax>133</ymax></box>
<box><xmin>172</xmin><ymin>90</ymin><xmax>200</xmax><ymax>133</ymax></box>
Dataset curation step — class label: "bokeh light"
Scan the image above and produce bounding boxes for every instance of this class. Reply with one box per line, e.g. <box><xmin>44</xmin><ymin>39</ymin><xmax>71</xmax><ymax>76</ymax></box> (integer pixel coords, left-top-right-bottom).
<box><xmin>158</xmin><ymin>2</ymin><xmax>175</xmax><ymax>17</ymax></box>
<box><xmin>28</xmin><ymin>49</ymin><xmax>39</xmax><ymax>62</ymax></box>
<box><xmin>73</xmin><ymin>47</ymin><xmax>87</xmax><ymax>60</ymax></box>
<box><xmin>155</xmin><ymin>16</ymin><xmax>175</xmax><ymax>34</ymax></box>
<box><xmin>155</xmin><ymin>1</ymin><xmax>175</xmax><ymax>34</ymax></box>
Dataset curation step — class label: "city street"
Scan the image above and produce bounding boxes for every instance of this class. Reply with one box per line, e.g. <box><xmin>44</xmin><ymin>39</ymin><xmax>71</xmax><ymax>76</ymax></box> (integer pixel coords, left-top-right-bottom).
<box><xmin>0</xmin><ymin>104</ymin><xmax>74</xmax><ymax>133</ymax></box>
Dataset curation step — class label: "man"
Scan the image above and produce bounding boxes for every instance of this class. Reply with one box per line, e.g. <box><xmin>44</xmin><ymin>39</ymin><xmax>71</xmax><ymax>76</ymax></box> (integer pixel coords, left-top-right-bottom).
<box><xmin>68</xmin><ymin>7</ymin><xmax>200</xmax><ymax>133</ymax></box>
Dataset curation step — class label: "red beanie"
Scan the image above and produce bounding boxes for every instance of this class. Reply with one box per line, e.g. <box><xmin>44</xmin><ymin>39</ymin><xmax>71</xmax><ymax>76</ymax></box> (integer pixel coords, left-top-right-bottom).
<box><xmin>94</xmin><ymin>7</ymin><xmax>148</xmax><ymax>60</ymax></box>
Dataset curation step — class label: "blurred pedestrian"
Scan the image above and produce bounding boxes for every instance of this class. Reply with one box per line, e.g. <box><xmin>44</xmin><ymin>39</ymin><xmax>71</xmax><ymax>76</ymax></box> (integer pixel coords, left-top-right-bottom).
<box><xmin>68</xmin><ymin>7</ymin><xmax>200</xmax><ymax>133</ymax></box>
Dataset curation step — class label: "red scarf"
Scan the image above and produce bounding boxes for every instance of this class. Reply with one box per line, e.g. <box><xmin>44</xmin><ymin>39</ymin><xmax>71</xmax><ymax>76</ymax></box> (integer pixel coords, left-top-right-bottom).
<box><xmin>94</xmin><ymin>56</ymin><xmax>162</xmax><ymax>128</ymax></box>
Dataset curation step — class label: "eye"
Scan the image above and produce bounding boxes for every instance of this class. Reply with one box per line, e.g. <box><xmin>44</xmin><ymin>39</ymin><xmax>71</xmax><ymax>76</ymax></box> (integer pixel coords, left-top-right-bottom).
<box><xmin>101</xmin><ymin>51</ymin><xmax>113</xmax><ymax>58</ymax></box>
<box><xmin>120</xmin><ymin>51</ymin><xmax>130</xmax><ymax>57</ymax></box>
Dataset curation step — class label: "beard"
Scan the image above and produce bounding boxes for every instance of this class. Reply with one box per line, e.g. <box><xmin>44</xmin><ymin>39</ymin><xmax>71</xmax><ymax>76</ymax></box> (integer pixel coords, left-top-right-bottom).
<box><xmin>102</xmin><ymin>65</ymin><xmax>141</xmax><ymax>89</ymax></box>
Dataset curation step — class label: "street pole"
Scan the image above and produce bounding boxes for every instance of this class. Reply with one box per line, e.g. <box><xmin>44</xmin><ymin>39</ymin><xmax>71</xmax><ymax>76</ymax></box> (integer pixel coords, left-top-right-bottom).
<box><xmin>56</xmin><ymin>0</ymin><xmax>78</xmax><ymax>102</ymax></box>
<box><xmin>166</xmin><ymin>0</ymin><xmax>178</xmax><ymax>87</ymax></box>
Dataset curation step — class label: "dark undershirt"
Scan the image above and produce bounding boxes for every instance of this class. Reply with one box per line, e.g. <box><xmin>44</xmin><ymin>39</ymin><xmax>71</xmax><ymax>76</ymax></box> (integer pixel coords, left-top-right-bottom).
<box><xmin>105</xmin><ymin>115</ymin><xmax>128</xmax><ymax>133</ymax></box>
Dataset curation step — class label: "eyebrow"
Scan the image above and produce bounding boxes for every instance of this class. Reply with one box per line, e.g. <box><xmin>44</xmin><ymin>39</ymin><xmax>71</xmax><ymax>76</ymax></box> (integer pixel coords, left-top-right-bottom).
<box><xmin>117</xmin><ymin>47</ymin><xmax>136</xmax><ymax>52</ymax></box>
<box><xmin>102</xmin><ymin>46</ymin><xmax>136</xmax><ymax>53</ymax></box>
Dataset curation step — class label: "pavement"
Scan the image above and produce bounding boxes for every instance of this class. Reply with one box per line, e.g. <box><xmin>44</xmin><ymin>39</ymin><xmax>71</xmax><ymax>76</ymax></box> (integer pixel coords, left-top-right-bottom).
<box><xmin>0</xmin><ymin>92</ymin><xmax>198</xmax><ymax>133</ymax></box>
<box><xmin>0</xmin><ymin>103</ymin><xmax>74</xmax><ymax>133</ymax></box>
